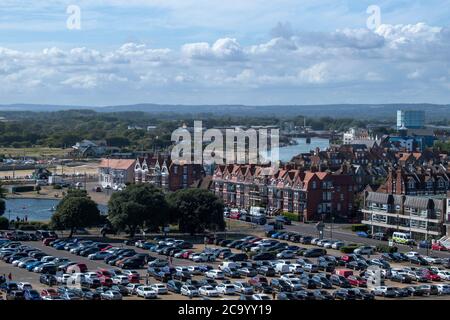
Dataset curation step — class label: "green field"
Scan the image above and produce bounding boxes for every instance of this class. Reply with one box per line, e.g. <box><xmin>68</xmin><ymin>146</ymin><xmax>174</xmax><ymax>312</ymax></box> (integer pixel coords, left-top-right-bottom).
<box><xmin>0</xmin><ymin>147</ymin><xmax>70</xmax><ymax>158</ymax></box>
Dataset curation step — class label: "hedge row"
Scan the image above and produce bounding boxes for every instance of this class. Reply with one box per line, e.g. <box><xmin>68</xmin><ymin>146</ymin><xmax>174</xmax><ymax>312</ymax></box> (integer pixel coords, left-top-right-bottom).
<box><xmin>11</xmin><ymin>185</ymin><xmax>35</xmax><ymax>193</ymax></box>
<box><xmin>351</xmin><ymin>224</ymin><xmax>369</xmax><ymax>232</ymax></box>
<box><xmin>13</xmin><ymin>221</ymin><xmax>50</xmax><ymax>231</ymax></box>
<box><xmin>281</xmin><ymin>212</ymin><xmax>299</xmax><ymax>222</ymax></box>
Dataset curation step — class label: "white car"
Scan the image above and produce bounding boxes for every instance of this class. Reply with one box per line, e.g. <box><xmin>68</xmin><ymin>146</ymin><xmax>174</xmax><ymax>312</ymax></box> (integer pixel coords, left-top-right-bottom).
<box><xmin>101</xmin><ymin>290</ymin><xmax>122</xmax><ymax>300</ymax></box>
<box><xmin>285</xmin><ymin>278</ymin><xmax>303</xmax><ymax>290</ymax></box>
<box><xmin>187</xmin><ymin>266</ymin><xmax>203</xmax><ymax>275</ymax></box>
<box><xmin>18</xmin><ymin>282</ymin><xmax>32</xmax><ymax>290</ymax></box>
<box><xmin>88</xmin><ymin>251</ymin><xmax>110</xmax><ymax>260</ymax></box>
<box><xmin>192</xmin><ymin>253</ymin><xmax>215</xmax><ymax>262</ymax></box>
<box><xmin>199</xmin><ymin>285</ymin><xmax>219</xmax><ymax>297</ymax></box>
<box><xmin>436</xmin><ymin>284</ymin><xmax>450</xmax><ymax>295</ymax></box>
<box><xmin>126</xmin><ymin>283</ymin><xmax>141</xmax><ymax>295</ymax></box>
<box><xmin>136</xmin><ymin>286</ymin><xmax>158</xmax><ymax>299</ymax></box>
<box><xmin>252</xmin><ymin>294</ymin><xmax>271</xmax><ymax>300</ymax></box>
<box><xmin>205</xmin><ymin>269</ymin><xmax>225</xmax><ymax>280</ymax></box>
<box><xmin>354</xmin><ymin>246</ymin><xmax>375</xmax><ymax>255</ymax></box>
<box><xmin>233</xmin><ymin>282</ymin><xmax>254</xmax><ymax>295</ymax></box>
<box><xmin>405</xmin><ymin>251</ymin><xmax>420</xmax><ymax>258</ymax></box>
<box><xmin>56</xmin><ymin>274</ymin><xmax>72</xmax><ymax>285</ymax></box>
<box><xmin>181</xmin><ymin>285</ymin><xmax>199</xmax><ymax>297</ymax></box>
<box><xmin>112</xmin><ymin>275</ymin><xmax>129</xmax><ymax>285</ymax></box>
<box><xmin>150</xmin><ymin>283</ymin><xmax>168</xmax><ymax>294</ymax></box>
<box><xmin>280</xmin><ymin>273</ymin><xmax>298</xmax><ymax>281</ymax></box>
<box><xmin>276</xmin><ymin>250</ymin><xmax>296</xmax><ymax>259</ymax></box>
<box><xmin>287</xmin><ymin>264</ymin><xmax>304</xmax><ymax>274</ymax></box>
<box><xmin>423</xmin><ymin>256</ymin><xmax>442</xmax><ymax>264</ymax></box>
<box><xmin>216</xmin><ymin>283</ymin><xmax>236</xmax><ymax>295</ymax></box>
<box><xmin>332</xmin><ymin>241</ymin><xmax>346</xmax><ymax>250</ymax></box>
<box><xmin>437</xmin><ymin>271</ymin><xmax>450</xmax><ymax>280</ymax></box>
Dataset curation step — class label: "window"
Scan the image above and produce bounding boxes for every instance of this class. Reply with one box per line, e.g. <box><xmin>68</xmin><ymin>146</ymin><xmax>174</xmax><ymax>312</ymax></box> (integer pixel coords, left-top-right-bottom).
<box><xmin>312</xmin><ymin>181</ymin><xmax>317</xmax><ymax>189</ymax></box>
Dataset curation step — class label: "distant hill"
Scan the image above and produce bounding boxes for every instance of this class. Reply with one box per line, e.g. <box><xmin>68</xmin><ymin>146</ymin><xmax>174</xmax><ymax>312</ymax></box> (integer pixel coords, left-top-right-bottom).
<box><xmin>0</xmin><ymin>103</ymin><xmax>448</xmax><ymax>120</ymax></box>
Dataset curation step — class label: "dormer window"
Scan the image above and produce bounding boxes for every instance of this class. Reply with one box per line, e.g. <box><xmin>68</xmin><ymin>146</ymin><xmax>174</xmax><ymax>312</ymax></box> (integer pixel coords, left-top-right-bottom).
<box><xmin>408</xmin><ymin>180</ymin><xmax>415</xmax><ymax>189</ymax></box>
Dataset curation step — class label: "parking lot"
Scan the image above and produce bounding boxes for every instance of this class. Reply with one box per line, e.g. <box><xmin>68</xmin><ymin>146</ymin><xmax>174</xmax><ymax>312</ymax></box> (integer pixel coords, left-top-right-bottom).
<box><xmin>2</xmin><ymin>229</ymin><xmax>450</xmax><ymax>301</ymax></box>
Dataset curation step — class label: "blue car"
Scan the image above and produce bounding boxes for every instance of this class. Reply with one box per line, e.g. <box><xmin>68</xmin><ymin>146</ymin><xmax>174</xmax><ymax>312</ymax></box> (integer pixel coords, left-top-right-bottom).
<box><xmin>54</xmin><ymin>243</ymin><xmax>67</xmax><ymax>250</ymax></box>
<box><xmin>356</xmin><ymin>231</ymin><xmax>369</xmax><ymax>238</ymax></box>
<box><xmin>271</xmin><ymin>232</ymin><xmax>282</xmax><ymax>239</ymax></box>
<box><xmin>24</xmin><ymin>289</ymin><xmax>42</xmax><ymax>300</ymax></box>
<box><xmin>26</xmin><ymin>261</ymin><xmax>44</xmax><ymax>271</ymax></box>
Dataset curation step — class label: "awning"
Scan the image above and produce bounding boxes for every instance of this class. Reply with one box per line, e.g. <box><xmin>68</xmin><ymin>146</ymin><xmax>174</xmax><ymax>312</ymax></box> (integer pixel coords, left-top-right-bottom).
<box><xmin>366</xmin><ymin>192</ymin><xmax>389</xmax><ymax>204</ymax></box>
<box><xmin>404</xmin><ymin>196</ymin><xmax>430</xmax><ymax>210</ymax></box>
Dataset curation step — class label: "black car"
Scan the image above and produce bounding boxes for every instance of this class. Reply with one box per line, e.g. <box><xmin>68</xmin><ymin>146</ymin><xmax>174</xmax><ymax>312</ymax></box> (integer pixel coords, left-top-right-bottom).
<box><xmin>226</xmin><ymin>253</ymin><xmax>248</xmax><ymax>262</ymax></box>
<box><xmin>222</xmin><ymin>267</ymin><xmax>241</xmax><ymax>279</ymax></box>
<box><xmin>1</xmin><ymin>282</ymin><xmax>19</xmax><ymax>293</ymax></box>
<box><xmin>253</xmin><ymin>252</ymin><xmax>276</xmax><ymax>261</ymax></box>
<box><xmin>277</xmin><ymin>292</ymin><xmax>297</xmax><ymax>300</ymax></box>
<box><xmin>83</xmin><ymin>290</ymin><xmax>102</xmax><ymax>300</ymax></box>
<box><xmin>333</xmin><ymin>289</ymin><xmax>356</xmax><ymax>300</ymax></box>
<box><xmin>312</xmin><ymin>275</ymin><xmax>333</xmax><ymax>289</ymax></box>
<box><xmin>303</xmin><ymin>248</ymin><xmax>326</xmax><ymax>258</ymax></box>
<box><xmin>329</xmin><ymin>275</ymin><xmax>351</xmax><ymax>288</ymax></box>
<box><xmin>40</xmin><ymin>274</ymin><xmax>57</xmax><ymax>286</ymax></box>
<box><xmin>6</xmin><ymin>290</ymin><xmax>25</xmax><ymax>300</ymax></box>
<box><xmin>270</xmin><ymin>279</ymin><xmax>292</xmax><ymax>292</ymax></box>
<box><xmin>173</xmin><ymin>271</ymin><xmax>192</xmax><ymax>281</ymax></box>
<box><xmin>391</xmin><ymin>273</ymin><xmax>412</xmax><ymax>284</ymax></box>
<box><xmin>313</xmin><ymin>290</ymin><xmax>334</xmax><ymax>300</ymax></box>
<box><xmin>409</xmin><ymin>256</ymin><xmax>429</xmax><ymax>266</ymax></box>
<box><xmin>167</xmin><ymin>280</ymin><xmax>183</xmax><ymax>294</ymax></box>
<box><xmin>257</xmin><ymin>266</ymin><xmax>276</xmax><ymax>277</ymax></box>
<box><xmin>300</xmin><ymin>236</ymin><xmax>313</xmax><ymax>244</ymax></box>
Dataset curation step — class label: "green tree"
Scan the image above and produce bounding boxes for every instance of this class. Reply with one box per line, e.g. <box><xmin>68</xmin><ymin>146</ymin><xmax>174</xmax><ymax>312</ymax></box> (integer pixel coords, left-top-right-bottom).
<box><xmin>51</xmin><ymin>192</ymin><xmax>101</xmax><ymax>237</ymax></box>
<box><xmin>167</xmin><ymin>189</ymin><xmax>225</xmax><ymax>235</ymax></box>
<box><xmin>0</xmin><ymin>216</ymin><xmax>9</xmax><ymax>229</ymax></box>
<box><xmin>107</xmin><ymin>184</ymin><xmax>168</xmax><ymax>237</ymax></box>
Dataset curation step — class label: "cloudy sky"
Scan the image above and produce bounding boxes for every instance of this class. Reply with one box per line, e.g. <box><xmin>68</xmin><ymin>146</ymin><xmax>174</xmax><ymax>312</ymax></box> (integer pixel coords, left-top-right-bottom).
<box><xmin>0</xmin><ymin>0</ymin><xmax>449</xmax><ymax>106</ymax></box>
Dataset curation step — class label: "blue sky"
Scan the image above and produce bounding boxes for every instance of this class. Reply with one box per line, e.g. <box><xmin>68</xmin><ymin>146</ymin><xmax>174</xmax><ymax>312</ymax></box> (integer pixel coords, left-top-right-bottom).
<box><xmin>0</xmin><ymin>0</ymin><xmax>449</xmax><ymax>106</ymax></box>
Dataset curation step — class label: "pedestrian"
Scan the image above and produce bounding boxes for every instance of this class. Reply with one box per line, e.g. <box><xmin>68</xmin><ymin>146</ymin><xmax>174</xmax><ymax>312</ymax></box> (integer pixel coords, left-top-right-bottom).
<box><xmin>272</xmin><ymin>291</ymin><xmax>276</xmax><ymax>300</ymax></box>
<box><xmin>8</xmin><ymin>273</ymin><xmax>12</xmax><ymax>281</ymax></box>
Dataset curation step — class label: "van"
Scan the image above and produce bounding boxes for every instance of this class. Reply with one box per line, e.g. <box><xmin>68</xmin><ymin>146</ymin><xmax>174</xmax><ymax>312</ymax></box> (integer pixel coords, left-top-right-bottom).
<box><xmin>219</xmin><ymin>262</ymin><xmax>238</xmax><ymax>270</ymax></box>
<box><xmin>392</xmin><ymin>232</ymin><xmax>414</xmax><ymax>245</ymax></box>
<box><xmin>274</xmin><ymin>263</ymin><xmax>291</xmax><ymax>275</ymax></box>
<box><xmin>250</xmin><ymin>207</ymin><xmax>266</xmax><ymax>217</ymax></box>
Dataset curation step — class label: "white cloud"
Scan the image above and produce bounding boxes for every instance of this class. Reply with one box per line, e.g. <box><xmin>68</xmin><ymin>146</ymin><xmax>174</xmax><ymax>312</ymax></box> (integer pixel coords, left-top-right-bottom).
<box><xmin>0</xmin><ymin>22</ymin><xmax>449</xmax><ymax>104</ymax></box>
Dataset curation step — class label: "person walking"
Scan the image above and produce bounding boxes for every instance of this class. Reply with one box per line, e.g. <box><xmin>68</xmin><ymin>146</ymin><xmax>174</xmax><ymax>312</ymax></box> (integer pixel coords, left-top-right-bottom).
<box><xmin>7</xmin><ymin>273</ymin><xmax>12</xmax><ymax>281</ymax></box>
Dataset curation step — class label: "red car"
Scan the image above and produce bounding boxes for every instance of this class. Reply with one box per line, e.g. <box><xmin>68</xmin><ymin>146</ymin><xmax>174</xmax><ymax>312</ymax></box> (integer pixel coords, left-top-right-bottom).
<box><xmin>100</xmin><ymin>277</ymin><xmax>113</xmax><ymax>287</ymax></box>
<box><xmin>100</xmin><ymin>245</ymin><xmax>113</xmax><ymax>252</ymax></box>
<box><xmin>42</xmin><ymin>238</ymin><xmax>56</xmax><ymax>246</ymax></box>
<box><xmin>128</xmin><ymin>274</ymin><xmax>140</xmax><ymax>283</ymax></box>
<box><xmin>423</xmin><ymin>271</ymin><xmax>441</xmax><ymax>282</ymax></box>
<box><xmin>346</xmin><ymin>275</ymin><xmax>367</xmax><ymax>287</ymax></box>
<box><xmin>181</xmin><ymin>250</ymin><xmax>194</xmax><ymax>259</ymax></box>
<box><xmin>96</xmin><ymin>269</ymin><xmax>112</xmax><ymax>278</ymax></box>
<box><xmin>431</xmin><ymin>243</ymin><xmax>447</xmax><ymax>251</ymax></box>
<box><xmin>67</xmin><ymin>263</ymin><xmax>88</xmax><ymax>273</ymax></box>
<box><xmin>41</xmin><ymin>289</ymin><xmax>58</xmax><ymax>297</ymax></box>
<box><xmin>230</xmin><ymin>211</ymin><xmax>241</xmax><ymax>219</ymax></box>
<box><xmin>248</xmin><ymin>275</ymin><xmax>268</xmax><ymax>286</ymax></box>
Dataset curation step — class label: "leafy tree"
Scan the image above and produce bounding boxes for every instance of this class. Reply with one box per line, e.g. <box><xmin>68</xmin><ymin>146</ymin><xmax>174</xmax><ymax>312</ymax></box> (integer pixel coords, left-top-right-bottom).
<box><xmin>107</xmin><ymin>184</ymin><xmax>168</xmax><ymax>237</ymax></box>
<box><xmin>0</xmin><ymin>216</ymin><xmax>8</xmax><ymax>229</ymax></box>
<box><xmin>51</xmin><ymin>191</ymin><xmax>101</xmax><ymax>237</ymax></box>
<box><xmin>167</xmin><ymin>189</ymin><xmax>225</xmax><ymax>235</ymax></box>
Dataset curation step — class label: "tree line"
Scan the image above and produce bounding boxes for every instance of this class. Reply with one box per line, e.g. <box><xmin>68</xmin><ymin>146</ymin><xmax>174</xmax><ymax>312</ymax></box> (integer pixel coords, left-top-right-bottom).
<box><xmin>50</xmin><ymin>185</ymin><xmax>225</xmax><ymax>237</ymax></box>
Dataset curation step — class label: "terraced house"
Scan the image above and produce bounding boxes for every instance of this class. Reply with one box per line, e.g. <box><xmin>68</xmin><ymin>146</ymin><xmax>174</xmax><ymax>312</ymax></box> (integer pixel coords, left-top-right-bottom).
<box><xmin>362</xmin><ymin>191</ymin><xmax>447</xmax><ymax>240</ymax></box>
<box><xmin>212</xmin><ymin>164</ymin><xmax>356</xmax><ymax>222</ymax></box>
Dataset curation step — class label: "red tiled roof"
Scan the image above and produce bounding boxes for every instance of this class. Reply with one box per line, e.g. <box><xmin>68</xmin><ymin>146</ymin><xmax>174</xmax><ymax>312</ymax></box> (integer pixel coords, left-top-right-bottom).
<box><xmin>99</xmin><ymin>158</ymin><xmax>135</xmax><ymax>170</ymax></box>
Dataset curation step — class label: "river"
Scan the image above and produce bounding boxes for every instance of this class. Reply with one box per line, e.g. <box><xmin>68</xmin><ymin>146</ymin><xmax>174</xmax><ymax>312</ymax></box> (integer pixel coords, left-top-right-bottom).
<box><xmin>276</xmin><ymin>137</ymin><xmax>329</xmax><ymax>162</ymax></box>
<box><xmin>2</xmin><ymin>198</ymin><xmax>108</xmax><ymax>222</ymax></box>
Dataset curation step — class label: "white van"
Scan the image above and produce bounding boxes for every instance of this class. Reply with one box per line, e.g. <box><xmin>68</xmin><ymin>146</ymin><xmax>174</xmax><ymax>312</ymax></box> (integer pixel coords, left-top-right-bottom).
<box><xmin>219</xmin><ymin>262</ymin><xmax>238</xmax><ymax>270</ymax></box>
<box><xmin>274</xmin><ymin>263</ymin><xmax>291</xmax><ymax>275</ymax></box>
<box><xmin>250</xmin><ymin>207</ymin><xmax>266</xmax><ymax>217</ymax></box>
<box><xmin>392</xmin><ymin>232</ymin><xmax>414</xmax><ymax>245</ymax></box>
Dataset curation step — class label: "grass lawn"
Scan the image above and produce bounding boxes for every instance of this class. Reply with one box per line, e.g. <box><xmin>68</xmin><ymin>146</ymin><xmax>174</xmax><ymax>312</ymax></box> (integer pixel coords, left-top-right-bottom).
<box><xmin>0</xmin><ymin>147</ymin><xmax>70</xmax><ymax>158</ymax></box>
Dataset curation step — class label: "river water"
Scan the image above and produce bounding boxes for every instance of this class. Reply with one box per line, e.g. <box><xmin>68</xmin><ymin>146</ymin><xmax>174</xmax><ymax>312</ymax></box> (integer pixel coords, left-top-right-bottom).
<box><xmin>3</xmin><ymin>198</ymin><xmax>107</xmax><ymax>222</ymax></box>
<box><xmin>276</xmin><ymin>137</ymin><xmax>329</xmax><ymax>162</ymax></box>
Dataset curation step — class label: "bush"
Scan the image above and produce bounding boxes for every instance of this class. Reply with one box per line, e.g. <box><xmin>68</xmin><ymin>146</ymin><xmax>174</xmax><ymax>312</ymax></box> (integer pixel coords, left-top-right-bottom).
<box><xmin>351</xmin><ymin>224</ymin><xmax>369</xmax><ymax>232</ymax></box>
<box><xmin>0</xmin><ymin>216</ymin><xmax>9</xmax><ymax>229</ymax></box>
<box><xmin>376</xmin><ymin>244</ymin><xmax>398</xmax><ymax>253</ymax></box>
<box><xmin>281</xmin><ymin>212</ymin><xmax>299</xmax><ymax>222</ymax></box>
<box><xmin>11</xmin><ymin>185</ymin><xmax>35</xmax><ymax>193</ymax></box>
<box><xmin>13</xmin><ymin>221</ymin><xmax>49</xmax><ymax>231</ymax></box>
<box><xmin>340</xmin><ymin>244</ymin><xmax>359</xmax><ymax>253</ymax></box>
<box><xmin>53</xmin><ymin>185</ymin><xmax>63</xmax><ymax>190</ymax></box>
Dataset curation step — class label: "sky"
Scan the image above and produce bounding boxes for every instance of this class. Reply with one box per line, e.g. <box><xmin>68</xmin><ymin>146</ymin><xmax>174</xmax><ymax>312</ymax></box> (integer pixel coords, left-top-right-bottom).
<box><xmin>0</xmin><ymin>0</ymin><xmax>449</xmax><ymax>106</ymax></box>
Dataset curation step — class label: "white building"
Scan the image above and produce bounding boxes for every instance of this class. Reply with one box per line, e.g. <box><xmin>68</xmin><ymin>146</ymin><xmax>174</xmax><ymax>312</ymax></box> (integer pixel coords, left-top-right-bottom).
<box><xmin>343</xmin><ymin>128</ymin><xmax>370</xmax><ymax>144</ymax></box>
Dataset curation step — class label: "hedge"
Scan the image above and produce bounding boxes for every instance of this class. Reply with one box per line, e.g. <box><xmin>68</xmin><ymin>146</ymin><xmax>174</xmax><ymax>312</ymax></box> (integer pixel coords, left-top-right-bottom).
<box><xmin>11</xmin><ymin>185</ymin><xmax>35</xmax><ymax>193</ymax></box>
<box><xmin>281</xmin><ymin>212</ymin><xmax>299</xmax><ymax>222</ymax></box>
<box><xmin>0</xmin><ymin>216</ymin><xmax>9</xmax><ymax>229</ymax></box>
<box><xmin>340</xmin><ymin>244</ymin><xmax>360</xmax><ymax>253</ymax></box>
<box><xmin>376</xmin><ymin>244</ymin><xmax>398</xmax><ymax>253</ymax></box>
<box><xmin>13</xmin><ymin>221</ymin><xmax>50</xmax><ymax>231</ymax></box>
<box><xmin>351</xmin><ymin>224</ymin><xmax>369</xmax><ymax>232</ymax></box>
